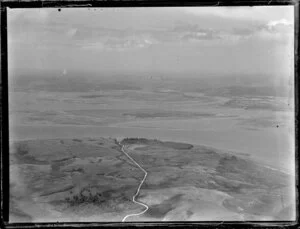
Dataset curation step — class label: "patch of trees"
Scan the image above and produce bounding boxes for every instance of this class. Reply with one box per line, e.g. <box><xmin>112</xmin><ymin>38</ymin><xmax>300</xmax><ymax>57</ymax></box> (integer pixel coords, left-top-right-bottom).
<box><xmin>16</xmin><ymin>143</ymin><xmax>29</xmax><ymax>156</ymax></box>
<box><xmin>121</xmin><ymin>137</ymin><xmax>193</xmax><ymax>150</ymax></box>
<box><xmin>65</xmin><ymin>188</ymin><xmax>105</xmax><ymax>206</ymax></box>
<box><xmin>15</xmin><ymin>143</ymin><xmax>49</xmax><ymax>165</ymax></box>
<box><xmin>121</xmin><ymin>137</ymin><xmax>160</xmax><ymax>145</ymax></box>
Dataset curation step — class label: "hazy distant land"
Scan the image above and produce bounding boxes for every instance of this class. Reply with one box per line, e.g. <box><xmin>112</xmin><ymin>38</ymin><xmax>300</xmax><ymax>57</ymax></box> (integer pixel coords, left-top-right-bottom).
<box><xmin>9</xmin><ymin>73</ymin><xmax>294</xmax><ymax>173</ymax></box>
<box><xmin>8</xmin><ymin>72</ymin><xmax>295</xmax><ymax>222</ymax></box>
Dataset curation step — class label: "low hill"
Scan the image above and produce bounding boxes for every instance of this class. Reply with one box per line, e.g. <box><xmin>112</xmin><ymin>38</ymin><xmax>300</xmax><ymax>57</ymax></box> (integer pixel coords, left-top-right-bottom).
<box><xmin>10</xmin><ymin>137</ymin><xmax>294</xmax><ymax>222</ymax></box>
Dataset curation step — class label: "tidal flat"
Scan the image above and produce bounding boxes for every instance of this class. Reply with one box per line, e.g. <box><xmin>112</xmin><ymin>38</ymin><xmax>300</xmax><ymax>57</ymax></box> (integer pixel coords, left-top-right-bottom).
<box><xmin>9</xmin><ymin>74</ymin><xmax>295</xmax><ymax>222</ymax></box>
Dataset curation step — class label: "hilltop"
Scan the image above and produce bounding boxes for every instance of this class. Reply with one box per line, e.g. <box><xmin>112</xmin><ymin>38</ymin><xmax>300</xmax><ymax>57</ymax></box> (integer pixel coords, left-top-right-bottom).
<box><xmin>10</xmin><ymin>137</ymin><xmax>294</xmax><ymax>222</ymax></box>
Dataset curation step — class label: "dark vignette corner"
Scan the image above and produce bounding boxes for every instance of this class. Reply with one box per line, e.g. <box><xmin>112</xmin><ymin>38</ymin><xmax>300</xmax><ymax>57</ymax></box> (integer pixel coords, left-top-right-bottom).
<box><xmin>0</xmin><ymin>0</ymin><xmax>298</xmax><ymax>229</ymax></box>
<box><xmin>294</xmin><ymin>1</ymin><xmax>300</xmax><ymax>227</ymax></box>
<box><xmin>0</xmin><ymin>4</ymin><xmax>9</xmax><ymax>228</ymax></box>
<box><xmin>0</xmin><ymin>0</ymin><xmax>297</xmax><ymax>8</ymax></box>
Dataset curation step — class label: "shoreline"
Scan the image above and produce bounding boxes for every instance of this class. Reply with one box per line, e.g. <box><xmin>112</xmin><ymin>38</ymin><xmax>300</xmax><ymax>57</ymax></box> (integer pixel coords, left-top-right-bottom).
<box><xmin>9</xmin><ymin>133</ymin><xmax>294</xmax><ymax>177</ymax></box>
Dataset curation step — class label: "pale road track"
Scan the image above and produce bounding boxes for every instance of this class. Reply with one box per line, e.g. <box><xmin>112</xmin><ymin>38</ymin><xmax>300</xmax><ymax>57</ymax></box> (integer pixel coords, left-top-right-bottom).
<box><xmin>118</xmin><ymin>143</ymin><xmax>149</xmax><ymax>222</ymax></box>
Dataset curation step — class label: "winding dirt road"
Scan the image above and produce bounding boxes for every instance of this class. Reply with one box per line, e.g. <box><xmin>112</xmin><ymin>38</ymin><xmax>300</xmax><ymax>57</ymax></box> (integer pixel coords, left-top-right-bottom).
<box><xmin>118</xmin><ymin>143</ymin><xmax>149</xmax><ymax>222</ymax></box>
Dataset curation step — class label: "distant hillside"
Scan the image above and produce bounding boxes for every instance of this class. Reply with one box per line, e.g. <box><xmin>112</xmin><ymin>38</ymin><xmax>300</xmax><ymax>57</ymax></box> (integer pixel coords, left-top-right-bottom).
<box><xmin>11</xmin><ymin>73</ymin><xmax>141</xmax><ymax>92</ymax></box>
<box><xmin>199</xmin><ymin>86</ymin><xmax>290</xmax><ymax>98</ymax></box>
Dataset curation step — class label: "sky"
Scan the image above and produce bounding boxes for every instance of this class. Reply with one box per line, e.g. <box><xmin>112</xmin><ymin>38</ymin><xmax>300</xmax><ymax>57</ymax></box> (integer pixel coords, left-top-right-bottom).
<box><xmin>7</xmin><ymin>6</ymin><xmax>294</xmax><ymax>78</ymax></box>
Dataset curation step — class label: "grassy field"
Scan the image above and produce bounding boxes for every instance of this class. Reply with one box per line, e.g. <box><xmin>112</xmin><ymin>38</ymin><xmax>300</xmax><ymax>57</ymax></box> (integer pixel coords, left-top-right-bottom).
<box><xmin>9</xmin><ymin>137</ymin><xmax>295</xmax><ymax>222</ymax></box>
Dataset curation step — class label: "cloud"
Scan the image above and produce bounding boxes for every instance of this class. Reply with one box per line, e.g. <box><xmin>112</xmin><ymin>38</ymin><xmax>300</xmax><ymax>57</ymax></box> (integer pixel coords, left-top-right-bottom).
<box><xmin>172</xmin><ymin>23</ymin><xmax>199</xmax><ymax>33</ymax></box>
<box><xmin>8</xmin><ymin>7</ymin><xmax>293</xmax><ymax>52</ymax></box>
<box><xmin>181</xmin><ymin>6</ymin><xmax>294</xmax><ymax>23</ymax></box>
<box><xmin>265</xmin><ymin>18</ymin><xmax>293</xmax><ymax>36</ymax></box>
<box><xmin>66</xmin><ymin>28</ymin><xmax>78</xmax><ymax>38</ymax></box>
<box><xmin>168</xmin><ymin>20</ymin><xmax>290</xmax><ymax>44</ymax></box>
<box><xmin>105</xmin><ymin>36</ymin><xmax>156</xmax><ymax>50</ymax></box>
<box><xmin>180</xmin><ymin>29</ymin><xmax>220</xmax><ymax>41</ymax></box>
<box><xmin>80</xmin><ymin>34</ymin><xmax>158</xmax><ymax>51</ymax></box>
<box><xmin>8</xmin><ymin>8</ymin><xmax>51</xmax><ymax>25</ymax></box>
<box><xmin>232</xmin><ymin>28</ymin><xmax>255</xmax><ymax>36</ymax></box>
<box><xmin>267</xmin><ymin>18</ymin><xmax>293</xmax><ymax>28</ymax></box>
<box><xmin>79</xmin><ymin>42</ymin><xmax>105</xmax><ymax>50</ymax></box>
<box><xmin>251</xmin><ymin>18</ymin><xmax>293</xmax><ymax>43</ymax></box>
<box><xmin>169</xmin><ymin>22</ymin><xmax>249</xmax><ymax>44</ymax></box>
<box><xmin>226</xmin><ymin>18</ymin><xmax>293</xmax><ymax>43</ymax></box>
<box><xmin>170</xmin><ymin>23</ymin><xmax>221</xmax><ymax>42</ymax></box>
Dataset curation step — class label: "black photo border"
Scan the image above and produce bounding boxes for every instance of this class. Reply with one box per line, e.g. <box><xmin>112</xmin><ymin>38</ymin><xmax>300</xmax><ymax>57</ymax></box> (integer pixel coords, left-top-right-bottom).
<box><xmin>1</xmin><ymin>0</ymin><xmax>299</xmax><ymax>228</ymax></box>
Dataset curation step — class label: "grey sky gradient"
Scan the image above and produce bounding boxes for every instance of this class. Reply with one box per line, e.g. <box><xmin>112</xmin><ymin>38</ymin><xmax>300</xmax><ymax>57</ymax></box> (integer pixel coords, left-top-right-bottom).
<box><xmin>8</xmin><ymin>7</ymin><xmax>294</xmax><ymax>78</ymax></box>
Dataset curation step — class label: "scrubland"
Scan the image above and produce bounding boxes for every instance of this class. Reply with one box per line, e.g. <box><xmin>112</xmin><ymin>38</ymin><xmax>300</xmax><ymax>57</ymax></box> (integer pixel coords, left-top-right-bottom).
<box><xmin>10</xmin><ymin>137</ymin><xmax>294</xmax><ymax>222</ymax></box>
